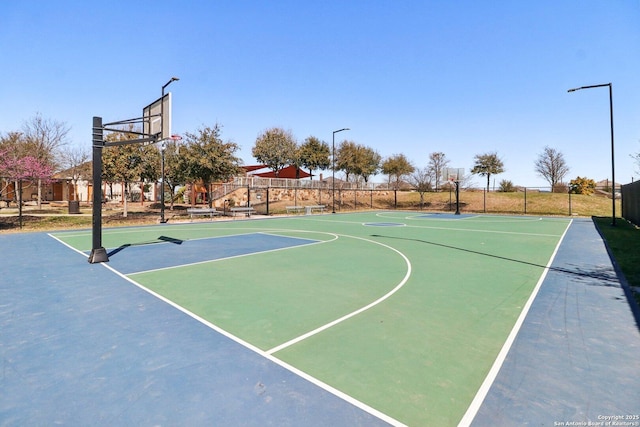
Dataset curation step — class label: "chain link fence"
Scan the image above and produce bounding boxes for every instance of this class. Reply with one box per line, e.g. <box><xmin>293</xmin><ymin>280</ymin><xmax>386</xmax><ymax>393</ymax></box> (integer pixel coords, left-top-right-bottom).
<box><xmin>208</xmin><ymin>178</ymin><xmax>621</xmax><ymax>218</ymax></box>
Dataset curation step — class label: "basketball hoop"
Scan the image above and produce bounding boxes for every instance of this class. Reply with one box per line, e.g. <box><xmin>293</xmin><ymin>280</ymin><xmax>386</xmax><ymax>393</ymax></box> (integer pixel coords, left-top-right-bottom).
<box><xmin>170</xmin><ymin>134</ymin><xmax>182</xmax><ymax>141</ymax></box>
<box><xmin>443</xmin><ymin>167</ymin><xmax>464</xmax><ymax>184</ymax></box>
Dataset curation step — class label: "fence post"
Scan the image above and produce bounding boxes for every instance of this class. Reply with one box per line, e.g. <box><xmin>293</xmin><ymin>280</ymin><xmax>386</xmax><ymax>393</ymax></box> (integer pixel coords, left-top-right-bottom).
<box><xmin>524</xmin><ymin>187</ymin><xmax>527</xmax><ymax>215</ymax></box>
<box><xmin>483</xmin><ymin>189</ymin><xmax>486</xmax><ymax>213</ymax></box>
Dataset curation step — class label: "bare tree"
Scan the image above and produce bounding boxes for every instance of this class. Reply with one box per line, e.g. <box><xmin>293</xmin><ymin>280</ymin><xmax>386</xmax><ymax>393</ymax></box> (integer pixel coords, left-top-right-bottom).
<box><xmin>60</xmin><ymin>145</ymin><xmax>90</xmax><ymax>201</ymax></box>
<box><xmin>534</xmin><ymin>146</ymin><xmax>569</xmax><ymax>192</ymax></box>
<box><xmin>426</xmin><ymin>152</ymin><xmax>449</xmax><ymax>191</ymax></box>
<box><xmin>22</xmin><ymin>113</ymin><xmax>70</xmax><ymax>168</ymax></box>
<box><xmin>409</xmin><ymin>167</ymin><xmax>432</xmax><ymax>209</ymax></box>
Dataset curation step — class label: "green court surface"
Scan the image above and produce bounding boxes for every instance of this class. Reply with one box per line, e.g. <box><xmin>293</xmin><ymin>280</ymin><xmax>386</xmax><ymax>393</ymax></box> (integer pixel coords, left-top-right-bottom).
<box><xmin>52</xmin><ymin>212</ymin><xmax>571</xmax><ymax>426</ymax></box>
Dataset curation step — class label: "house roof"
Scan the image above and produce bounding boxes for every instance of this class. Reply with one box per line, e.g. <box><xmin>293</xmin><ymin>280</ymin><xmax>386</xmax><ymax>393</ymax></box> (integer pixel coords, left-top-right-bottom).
<box><xmin>53</xmin><ymin>161</ymin><xmax>92</xmax><ymax>180</ymax></box>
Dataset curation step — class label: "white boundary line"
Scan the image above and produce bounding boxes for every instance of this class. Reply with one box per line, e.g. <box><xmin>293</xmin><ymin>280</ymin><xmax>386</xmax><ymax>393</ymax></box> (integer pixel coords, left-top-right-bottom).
<box><xmin>266</xmin><ymin>234</ymin><xmax>412</xmax><ymax>355</ymax></box>
<box><xmin>375</xmin><ymin>211</ymin><xmax>570</xmax><ymax>224</ymax></box>
<box><xmin>457</xmin><ymin>218</ymin><xmax>573</xmax><ymax>427</ymax></box>
<box><xmin>304</xmin><ymin>213</ymin><xmax>565</xmax><ymax>238</ymax></box>
<box><xmin>47</xmin><ymin>229</ymin><xmax>408</xmax><ymax>426</ymax></box>
<box><xmin>49</xmin><ymin>232</ymin><xmax>90</xmax><ymax>258</ymax></box>
<box><xmin>50</xmin><ymin>214</ymin><xmax>571</xmax><ymax>427</ymax></box>
<box><xmin>128</xmin><ymin>233</ymin><xmax>336</xmax><ymax>276</ymax></box>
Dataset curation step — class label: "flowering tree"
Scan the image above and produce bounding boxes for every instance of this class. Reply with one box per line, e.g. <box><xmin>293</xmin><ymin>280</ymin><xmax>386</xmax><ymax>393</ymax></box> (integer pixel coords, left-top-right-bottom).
<box><xmin>17</xmin><ymin>156</ymin><xmax>55</xmax><ymax>182</ymax></box>
<box><xmin>0</xmin><ymin>150</ymin><xmax>54</xmax><ymax>204</ymax></box>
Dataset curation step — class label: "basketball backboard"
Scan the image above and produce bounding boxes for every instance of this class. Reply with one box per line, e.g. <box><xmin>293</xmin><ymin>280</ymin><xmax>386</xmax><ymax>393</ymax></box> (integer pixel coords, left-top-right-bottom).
<box><xmin>142</xmin><ymin>92</ymin><xmax>172</xmax><ymax>140</ymax></box>
<box><xmin>442</xmin><ymin>167</ymin><xmax>464</xmax><ymax>183</ymax></box>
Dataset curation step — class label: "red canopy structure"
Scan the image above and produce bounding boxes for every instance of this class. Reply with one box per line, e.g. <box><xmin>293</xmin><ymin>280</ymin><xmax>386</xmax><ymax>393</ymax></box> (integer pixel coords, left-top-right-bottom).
<box><xmin>242</xmin><ymin>165</ymin><xmax>312</xmax><ymax>179</ymax></box>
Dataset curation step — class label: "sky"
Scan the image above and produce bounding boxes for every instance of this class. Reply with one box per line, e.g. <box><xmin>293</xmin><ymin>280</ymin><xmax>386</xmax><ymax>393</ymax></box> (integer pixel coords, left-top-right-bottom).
<box><xmin>2</xmin><ymin>0</ymin><xmax>639</xmax><ymax>188</ymax></box>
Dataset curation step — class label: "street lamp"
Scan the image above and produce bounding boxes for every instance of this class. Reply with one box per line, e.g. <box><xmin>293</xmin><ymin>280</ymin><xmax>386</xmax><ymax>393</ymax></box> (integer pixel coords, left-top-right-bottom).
<box><xmin>567</xmin><ymin>83</ymin><xmax>616</xmax><ymax>225</ymax></box>
<box><xmin>332</xmin><ymin>128</ymin><xmax>350</xmax><ymax>213</ymax></box>
<box><xmin>160</xmin><ymin>77</ymin><xmax>179</xmax><ymax>223</ymax></box>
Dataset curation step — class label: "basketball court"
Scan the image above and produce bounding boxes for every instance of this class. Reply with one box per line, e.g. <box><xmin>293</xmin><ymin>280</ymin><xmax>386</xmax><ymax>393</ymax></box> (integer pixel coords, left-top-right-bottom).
<box><xmin>1</xmin><ymin>212</ymin><xmax>639</xmax><ymax>426</ymax></box>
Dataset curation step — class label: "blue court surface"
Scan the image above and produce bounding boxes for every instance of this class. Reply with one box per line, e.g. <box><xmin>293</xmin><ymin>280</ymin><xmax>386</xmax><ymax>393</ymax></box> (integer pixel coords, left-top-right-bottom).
<box><xmin>102</xmin><ymin>233</ymin><xmax>319</xmax><ymax>275</ymax></box>
<box><xmin>1</xmin><ymin>215</ymin><xmax>639</xmax><ymax>426</ymax></box>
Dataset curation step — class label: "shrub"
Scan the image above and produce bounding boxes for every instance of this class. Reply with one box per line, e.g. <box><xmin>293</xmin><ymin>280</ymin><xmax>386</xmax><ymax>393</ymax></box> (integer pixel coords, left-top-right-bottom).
<box><xmin>569</xmin><ymin>177</ymin><xmax>596</xmax><ymax>195</ymax></box>
<box><xmin>498</xmin><ymin>179</ymin><xmax>516</xmax><ymax>192</ymax></box>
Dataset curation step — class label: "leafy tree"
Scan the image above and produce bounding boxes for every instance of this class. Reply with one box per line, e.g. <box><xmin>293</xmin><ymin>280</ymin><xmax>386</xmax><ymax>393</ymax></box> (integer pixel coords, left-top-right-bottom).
<box><xmin>103</xmin><ymin>128</ymin><xmax>145</xmax><ymax>200</ymax></box>
<box><xmin>136</xmin><ymin>143</ymin><xmax>162</xmax><ymax>203</ymax></box>
<box><xmin>335</xmin><ymin>140</ymin><xmax>359</xmax><ymax>182</ymax></box>
<box><xmin>427</xmin><ymin>152</ymin><xmax>450</xmax><ymax>191</ymax></box>
<box><xmin>252</xmin><ymin>127</ymin><xmax>297</xmax><ymax>177</ymax></box>
<box><xmin>299</xmin><ymin>136</ymin><xmax>330</xmax><ymax>180</ymax></box>
<box><xmin>381</xmin><ymin>153</ymin><xmax>415</xmax><ymax>189</ymax></box>
<box><xmin>471</xmin><ymin>151</ymin><xmax>505</xmax><ymax>192</ymax></box>
<box><xmin>569</xmin><ymin>176</ymin><xmax>596</xmax><ymax>195</ymax></box>
<box><xmin>535</xmin><ymin>146</ymin><xmax>570</xmax><ymax>192</ymax></box>
<box><xmin>162</xmin><ymin>139</ymin><xmax>189</xmax><ymax>209</ymax></box>
<box><xmin>353</xmin><ymin>145</ymin><xmax>381</xmax><ymax>184</ymax></box>
<box><xmin>409</xmin><ymin>167</ymin><xmax>433</xmax><ymax>208</ymax></box>
<box><xmin>182</xmin><ymin>124</ymin><xmax>242</xmax><ymax>207</ymax></box>
<box><xmin>103</xmin><ymin>144</ymin><xmax>144</xmax><ymax>216</ymax></box>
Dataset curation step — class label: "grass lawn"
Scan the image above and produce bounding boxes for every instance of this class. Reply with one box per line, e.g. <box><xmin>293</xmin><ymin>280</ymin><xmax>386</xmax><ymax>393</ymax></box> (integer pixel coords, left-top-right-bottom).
<box><xmin>593</xmin><ymin>216</ymin><xmax>640</xmax><ymax>305</ymax></box>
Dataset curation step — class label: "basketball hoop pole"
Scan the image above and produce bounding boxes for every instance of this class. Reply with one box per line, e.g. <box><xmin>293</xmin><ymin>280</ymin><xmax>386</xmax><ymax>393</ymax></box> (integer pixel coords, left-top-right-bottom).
<box><xmin>88</xmin><ymin>116</ymin><xmax>108</xmax><ymax>263</ymax></box>
<box><xmin>160</xmin><ymin>77</ymin><xmax>179</xmax><ymax>224</ymax></box>
<box><xmin>160</xmin><ymin>139</ymin><xmax>167</xmax><ymax>223</ymax></box>
<box><xmin>455</xmin><ymin>179</ymin><xmax>460</xmax><ymax>215</ymax></box>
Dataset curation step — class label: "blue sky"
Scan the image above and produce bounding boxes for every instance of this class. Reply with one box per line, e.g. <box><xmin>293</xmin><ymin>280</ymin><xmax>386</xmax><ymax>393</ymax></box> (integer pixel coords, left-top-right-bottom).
<box><xmin>2</xmin><ymin>1</ymin><xmax>639</xmax><ymax>187</ymax></box>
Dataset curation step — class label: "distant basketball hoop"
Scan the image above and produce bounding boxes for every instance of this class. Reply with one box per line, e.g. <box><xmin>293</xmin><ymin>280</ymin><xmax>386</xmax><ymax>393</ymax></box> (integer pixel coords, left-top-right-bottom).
<box><xmin>442</xmin><ymin>168</ymin><xmax>464</xmax><ymax>215</ymax></box>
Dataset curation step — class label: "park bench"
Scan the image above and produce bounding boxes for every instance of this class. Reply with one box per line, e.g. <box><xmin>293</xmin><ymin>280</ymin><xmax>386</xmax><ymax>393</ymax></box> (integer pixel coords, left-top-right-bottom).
<box><xmin>304</xmin><ymin>205</ymin><xmax>326</xmax><ymax>215</ymax></box>
<box><xmin>230</xmin><ymin>206</ymin><xmax>256</xmax><ymax>217</ymax></box>
<box><xmin>186</xmin><ymin>207</ymin><xmax>220</xmax><ymax>221</ymax></box>
<box><xmin>286</xmin><ymin>206</ymin><xmax>306</xmax><ymax>215</ymax></box>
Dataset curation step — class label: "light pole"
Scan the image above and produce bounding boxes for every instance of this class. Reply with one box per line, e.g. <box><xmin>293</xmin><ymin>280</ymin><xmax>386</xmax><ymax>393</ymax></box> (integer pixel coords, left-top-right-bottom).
<box><xmin>332</xmin><ymin>128</ymin><xmax>349</xmax><ymax>213</ymax></box>
<box><xmin>160</xmin><ymin>77</ymin><xmax>179</xmax><ymax>223</ymax></box>
<box><xmin>568</xmin><ymin>83</ymin><xmax>616</xmax><ymax>225</ymax></box>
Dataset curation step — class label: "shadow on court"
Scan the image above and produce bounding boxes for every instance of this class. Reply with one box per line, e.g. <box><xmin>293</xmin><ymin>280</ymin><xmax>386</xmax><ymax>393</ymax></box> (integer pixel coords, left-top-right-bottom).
<box><xmin>466</xmin><ymin>217</ymin><xmax>640</xmax><ymax>426</ymax></box>
<box><xmin>371</xmin><ymin>234</ymin><xmax>626</xmax><ymax>286</ymax></box>
<box><xmin>372</xmin><ymin>231</ymin><xmax>640</xmax><ymax>333</ymax></box>
<box><xmin>107</xmin><ymin>235</ymin><xmax>184</xmax><ymax>257</ymax></box>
